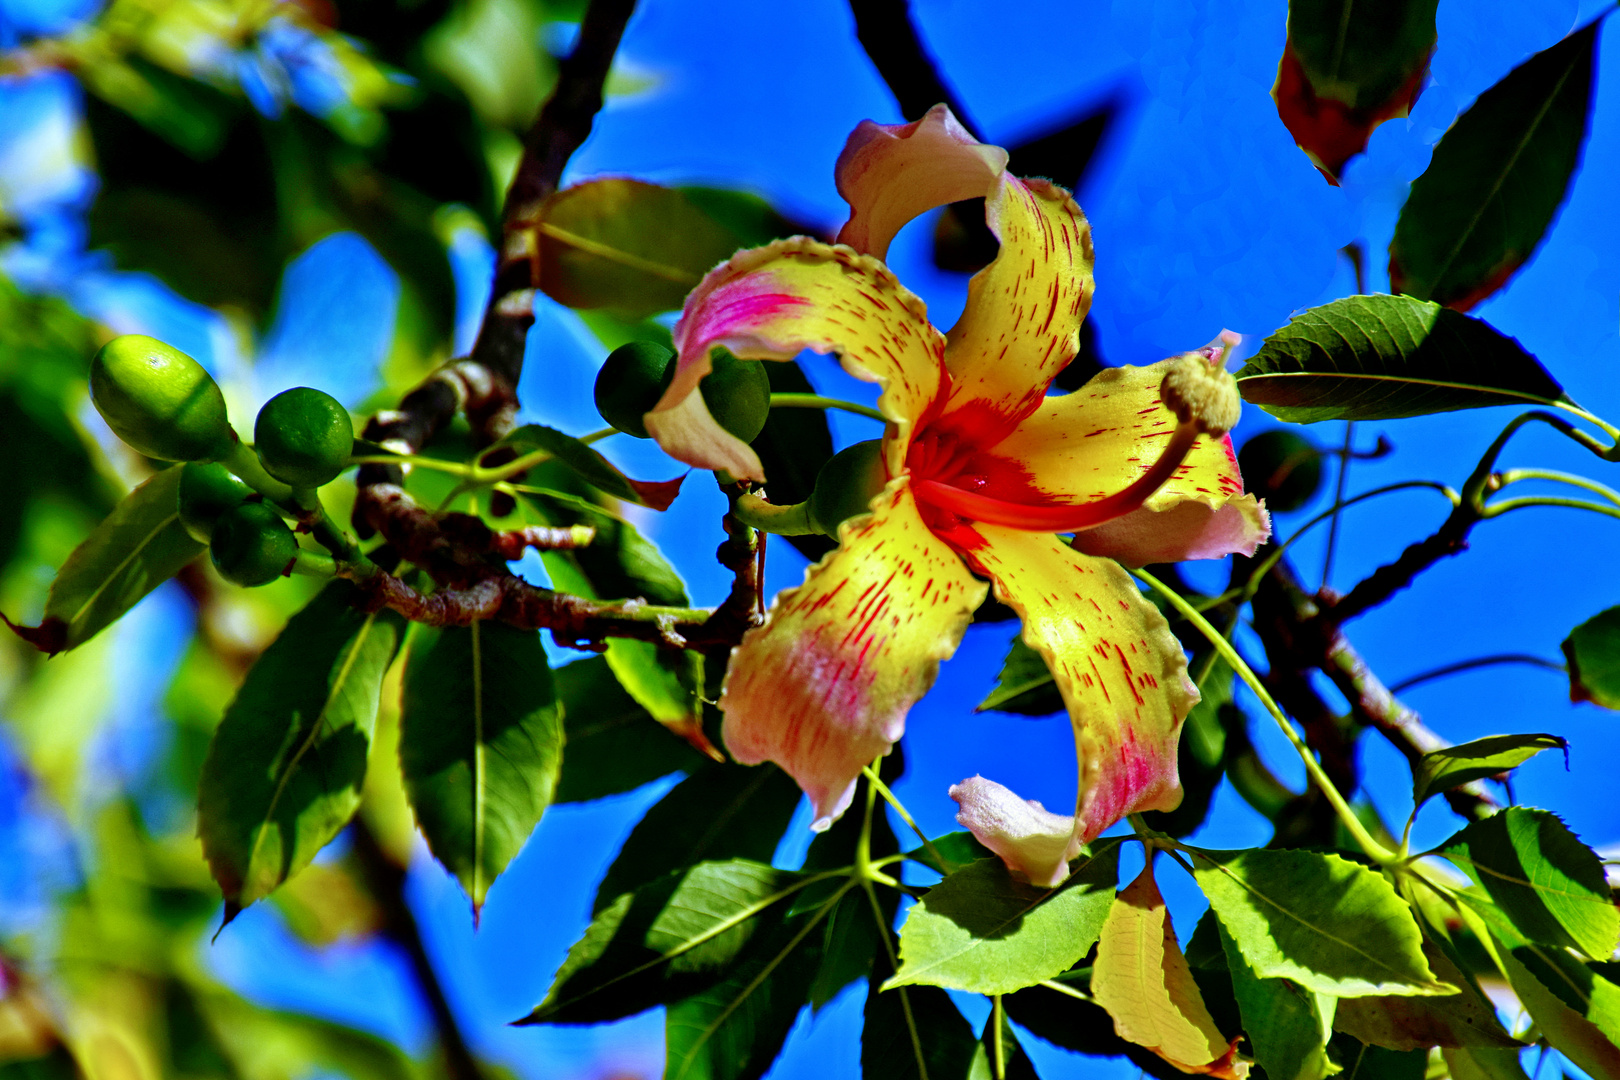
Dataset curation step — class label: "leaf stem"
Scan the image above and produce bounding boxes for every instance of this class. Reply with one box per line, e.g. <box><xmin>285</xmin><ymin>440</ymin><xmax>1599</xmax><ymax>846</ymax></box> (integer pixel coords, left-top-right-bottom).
<box><xmin>768</xmin><ymin>392</ymin><xmax>887</xmax><ymax>423</ymax></box>
<box><xmin>1481</xmin><ymin>496</ymin><xmax>1620</xmax><ymax>521</ymax></box>
<box><xmin>862</xmin><ymin>764</ymin><xmax>949</xmax><ymax>875</ymax></box>
<box><xmin>1496</xmin><ymin>467</ymin><xmax>1620</xmax><ymax>507</ymax></box>
<box><xmin>1389</xmin><ymin>653</ymin><xmax>1564</xmax><ymax>694</ymax></box>
<box><xmin>1132</xmin><ymin>568</ymin><xmax>1396</xmax><ymax>865</ymax></box>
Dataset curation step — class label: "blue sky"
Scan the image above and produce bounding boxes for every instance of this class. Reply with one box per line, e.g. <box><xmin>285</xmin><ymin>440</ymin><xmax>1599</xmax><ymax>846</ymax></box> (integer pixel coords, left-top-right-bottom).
<box><xmin>3</xmin><ymin>0</ymin><xmax>1619</xmax><ymax>1077</ymax></box>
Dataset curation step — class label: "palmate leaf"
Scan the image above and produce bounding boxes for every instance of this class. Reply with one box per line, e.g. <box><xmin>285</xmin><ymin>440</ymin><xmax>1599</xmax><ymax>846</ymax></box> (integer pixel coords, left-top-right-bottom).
<box><xmin>591</xmin><ymin>761</ymin><xmax>803</xmax><ymax>914</ymax></box>
<box><xmin>1091</xmin><ymin>864</ymin><xmax>1239</xmax><ymax>1077</ymax></box>
<box><xmin>536</xmin><ymin>179</ymin><xmax>768</xmax><ymax>319</ymax></box>
<box><xmin>1390</xmin><ymin>23</ymin><xmax>1598</xmax><ymax>311</ymax></box>
<box><xmin>552</xmin><ymin>655</ymin><xmax>708</xmax><ymax>804</ymax></box>
<box><xmin>198</xmin><ymin>583</ymin><xmax>405</xmax><ymax>918</ymax></box>
<box><xmin>886</xmin><ymin>843</ymin><xmax>1120</xmax><ymax>996</ymax></box>
<box><xmin>1235</xmin><ymin>294</ymin><xmax>1567</xmax><ymax>423</ymax></box>
<box><xmin>8</xmin><ymin>466</ymin><xmax>205</xmax><ymax>655</ymax></box>
<box><xmin>1191</xmin><ymin>848</ymin><xmax>1447</xmax><ymax>997</ymax></box>
<box><xmin>664</xmin><ymin>897</ymin><xmax>839</xmax><ymax>1080</ymax></box>
<box><xmin>1411</xmin><ymin>734</ymin><xmax>1567</xmax><ymax>810</ymax></box>
<box><xmin>1439</xmin><ymin>807</ymin><xmax>1618</xmax><ymax>961</ymax></box>
<box><xmin>1214</xmin><ymin>920</ymin><xmax>1336</xmax><ymax>1080</ymax></box>
<box><xmin>400</xmin><ymin>620</ymin><xmax>563</xmax><ymax>912</ymax></box>
<box><xmin>862</xmin><ymin>978</ymin><xmax>978</xmax><ymax>1080</ymax></box>
<box><xmin>1562</xmin><ymin>605</ymin><xmax>1620</xmax><ymax>709</ymax></box>
<box><xmin>522</xmin><ymin>860</ymin><xmax>808</xmax><ymax>1026</ymax></box>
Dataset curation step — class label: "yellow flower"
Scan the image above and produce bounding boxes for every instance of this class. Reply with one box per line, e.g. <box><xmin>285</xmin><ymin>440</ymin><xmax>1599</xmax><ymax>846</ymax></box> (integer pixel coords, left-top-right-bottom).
<box><xmin>645</xmin><ymin>106</ymin><xmax>1269</xmax><ymax>878</ymax></box>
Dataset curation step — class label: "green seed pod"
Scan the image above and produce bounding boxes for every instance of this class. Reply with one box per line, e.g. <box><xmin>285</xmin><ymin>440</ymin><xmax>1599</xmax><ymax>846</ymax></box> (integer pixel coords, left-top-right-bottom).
<box><xmin>210</xmin><ymin>501</ymin><xmax>299</xmax><ymax>587</ymax></box>
<box><xmin>594</xmin><ymin>341</ymin><xmax>675</xmax><ymax>439</ymax></box>
<box><xmin>700</xmin><ymin>349</ymin><xmax>772</xmax><ymax>444</ymax></box>
<box><xmin>254</xmin><ymin>387</ymin><xmax>355</xmax><ymax>489</ymax></box>
<box><xmin>810</xmin><ymin>440</ymin><xmax>888</xmax><ymax>536</ymax></box>
<box><xmin>89</xmin><ymin>334</ymin><xmax>236</xmax><ymax>462</ymax></box>
<box><xmin>178</xmin><ymin>461</ymin><xmax>255</xmax><ymax>543</ymax></box>
<box><xmin>1237</xmin><ymin>428</ymin><xmax>1323</xmax><ymax>513</ymax></box>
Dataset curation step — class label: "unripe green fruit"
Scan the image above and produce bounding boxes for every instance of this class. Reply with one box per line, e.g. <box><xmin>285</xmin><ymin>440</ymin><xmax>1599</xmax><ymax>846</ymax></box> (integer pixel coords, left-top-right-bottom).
<box><xmin>89</xmin><ymin>334</ymin><xmax>236</xmax><ymax>461</ymax></box>
<box><xmin>210</xmin><ymin>501</ymin><xmax>299</xmax><ymax>587</ymax></box>
<box><xmin>594</xmin><ymin>343</ymin><xmax>772</xmax><ymax>444</ymax></box>
<box><xmin>178</xmin><ymin>461</ymin><xmax>254</xmax><ymax>543</ymax></box>
<box><xmin>810</xmin><ymin>440</ymin><xmax>888</xmax><ymax>536</ymax></box>
<box><xmin>700</xmin><ymin>349</ymin><xmax>772</xmax><ymax>444</ymax></box>
<box><xmin>254</xmin><ymin>387</ymin><xmax>354</xmax><ymax>489</ymax></box>
<box><xmin>1238</xmin><ymin>429</ymin><xmax>1323</xmax><ymax>513</ymax></box>
<box><xmin>594</xmin><ymin>341</ymin><xmax>675</xmax><ymax>439</ymax></box>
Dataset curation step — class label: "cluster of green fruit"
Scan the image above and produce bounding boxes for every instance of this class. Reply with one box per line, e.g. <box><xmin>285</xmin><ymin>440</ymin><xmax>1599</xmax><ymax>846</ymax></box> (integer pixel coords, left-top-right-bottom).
<box><xmin>593</xmin><ymin>341</ymin><xmax>890</xmax><ymax>536</ymax></box>
<box><xmin>89</xmin><ymin>335</ymin><xmax>356</xmax><ymax>587</ymax></box>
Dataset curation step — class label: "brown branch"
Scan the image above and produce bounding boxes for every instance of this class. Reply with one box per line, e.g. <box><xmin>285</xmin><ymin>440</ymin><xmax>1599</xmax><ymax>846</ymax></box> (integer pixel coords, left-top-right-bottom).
<box><xmin>847</xmin><ymin>0</ymin><xmax>979</xmax><ymax>134</ymax></box>
<box><xmin>1314</xmin><ymin>501</ymin><xmax>1477</xmax><ymax>627</ymax></box>
<box><xmin>349</xmin><ymin>818</ymin><xmax>488</xmax><ymax>1080</ymax></box>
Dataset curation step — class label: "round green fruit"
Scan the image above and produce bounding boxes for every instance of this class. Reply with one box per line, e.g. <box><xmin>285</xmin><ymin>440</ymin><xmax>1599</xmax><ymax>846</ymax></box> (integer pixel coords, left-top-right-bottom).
<box><xmin>178</xmin><ymin>461</ymin><xmax>254</xmax><ymax>543</ymax></box>
<box><xmin>210</xmin><ymin>501</ymin><xmax>299</xmax><ymax>587</ymax></box>
<box><xmin>594</xmin><ymin>341</ymin><xmax>675</xmax><ymax>439</ymax></box>
<box><xmin>700</xmin><ymin>349</ymin><xmax>772</xmax><ymax>444</ymax></box>
<box><xmin>810</xmin><ymin>440</ymin><xmax>888</xmax><ymax>536</ymax></box>
<box><xmin>89</xmin><ymin>334</ymin><xmax>236</xmax><ymax>462</ymax></box>
<box><xmin>1238</xmin><ymin>429</ymin><xmax>1323</xmax><ymax>513</ymax></box>
<box><xmin>254</xmin><ymin>387</ymin><xmax>355</xmax><ymax>489</ymax></box>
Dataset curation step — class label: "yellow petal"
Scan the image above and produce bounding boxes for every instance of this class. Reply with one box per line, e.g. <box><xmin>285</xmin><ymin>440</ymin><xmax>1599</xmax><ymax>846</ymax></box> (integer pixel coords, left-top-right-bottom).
<box><xmin>959</xmin><ymin>525</ymin><xmax>1196</xmax><ymax>841</ymax></box>
<box><xmin>834</xmin><ymin>104</ymin><xmax>1008</xmax><ymax>260</ymax></box>
<box><xmin>939</xmin><ymin>177</ymin><xmax>1096</xmax><ymax>443</ymax></box>
<box><xmin>654</xmin><ymin>238</ymin><xmax>947</xmax><ymax>480</ymax></box>
<box><xmin>1093</xmin><ymin>862</ymin><xmax>1249</xmax><ymax>1078</ymax></box>
<box><xmin>986</xmin><ymin>360</ymin><xmax>1269</xmax><ymax>564</ymax></box>
<box><xmin>719</xmin><ymin>478</ymin><xmax>985</xmax><ymax>827</ymax></box>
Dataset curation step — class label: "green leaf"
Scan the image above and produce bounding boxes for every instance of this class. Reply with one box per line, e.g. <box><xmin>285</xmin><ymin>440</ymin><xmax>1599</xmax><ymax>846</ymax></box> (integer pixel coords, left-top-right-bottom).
<box><xmin>494</xmin><ymin>424</ymin><xmax>683</xmax><ymax>509</ymax></box>
<box><xmin>1563</xmin><ymin>605</ymin><xmax>1620</xmax><ymax>709</ymax></box>
<box><xmin>751</xmin><ymin>359</ymin><xmax>836</xmax><ymax>563</ymax></box>
<box><xmin>1411</xmin><ymin>734</ymin><xmax>1567</xmax><ymax>809</ymax></box>
<box><xmin>862</xmin><ymin>979</ymin><xmax>978</xmax><ymax>1080</ymax></box>
<box><xmin>797</xmin><ymin>775</ymin><xmax>897</xmax><ymax>1010</ymax></box>
<box><xmin>536</xmin><ymin>179</ymin><xmax>758</xmax><ymax>319</ymax></box>
<box><xmin>1439</xmin><ymin>1045</ymin><xmax>1532</xmax><ymax>1080</ymax></box>
<box><xmin>978</xmin><ymin>635</ymin><xmax>1063</xmax><ymax>716</ymax></box>
<box><xmin>1496</xmin><ymin>940</ymin><xmax>1620</xmax><ymax>1077</ymax></box>
<box><xmin>886</xmin><ymin>843</ymin><xmax>1120</xmax><ymax>995</ymax></box>
<box><xmin>198</xmin><ymin>583</ymin><xmax>405</xmax><ymax>916</ymax></box>
<box><xmin>1439</xmin><ymin>807</ymin><xmax>1619</xmax><ymax>961</ymax></box>
<box><xmin>1235</xmin><ymin>294</ymin><xmax>1567</xmax><ymax>423</ymax></box>
<box><xmin>1286</xmin><ymin>0</ymin><xmax>1437</xmax><ymax>110</ymax></box>
<box><xmin>1390</xmin><ymin>24</ymin><xmax>1597</xmax><ymax>311</ymax></box>
<box><xmin>552</xmin><ymin>656</ymin><xmax>707</xmax><ymax>803</ymax></box>
<box><xmin>1332</xmin><ymin>938</ymin><xmax>1519</xmax><ymax>1051</ymax></box>
<box><xmin>400</xmin><ymin>620</ymin><xmax>563</xmax><ymax>911</ymax></box>
<box><xmin>592</xmin><ymin>761</ymin><xmax>803</xmax><ymax>914</ymax></box>
<box><xmin>676</xmin><ymin>186</ymin><xmax>808</xmax><ymax>249</ymax></box>
<box><xmin>21</xmin><ymin>467</ymin><xmax>205</xmax><ymax>654</ymax></box>
<box><xmin>1192</xmin><ymin>847</ymin><xmax>1447</xmax><ymax>997</ymax></box>
<box><xmin>665</xmin><ymin>901</ymin><xmax>833</xmax><ymax>1080</ymax></box>
<box><xmin>522</xmin><ymin>859</ymin><xmax>806</xmax><ymax>1025</ymax></box>
<box><xmin>1216</xmin><ymin>919</ymin><xmax>1336</xmax><ymax>1080</ymax></box>
<box><xmin>903</xmin><ymin>831</ymin><xmax>997</xmax><ymax>877</ymax></box>
<box><xmin>969</xmin><ymin>1008</ymin><xmax>1040</xmax><ymax>1080</ymax></box>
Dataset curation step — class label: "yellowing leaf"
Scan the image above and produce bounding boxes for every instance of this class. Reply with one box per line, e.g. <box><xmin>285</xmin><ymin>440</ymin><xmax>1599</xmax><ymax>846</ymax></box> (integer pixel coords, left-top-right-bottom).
<box><xmin>1093</xmin><ymin>862</ymin><xmax>1249</xmax><ymax>1078</ymax></box>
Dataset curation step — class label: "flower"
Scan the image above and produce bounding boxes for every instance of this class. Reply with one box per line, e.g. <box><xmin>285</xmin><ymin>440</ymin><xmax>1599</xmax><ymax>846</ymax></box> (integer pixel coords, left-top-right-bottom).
<box><xmin>645</xmin><ymin>106</ymin><xmax>1269</xmax><ymax>866</ymax></box>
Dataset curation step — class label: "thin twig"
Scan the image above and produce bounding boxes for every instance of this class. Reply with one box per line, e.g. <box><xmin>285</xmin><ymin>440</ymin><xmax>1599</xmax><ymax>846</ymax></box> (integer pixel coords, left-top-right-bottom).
<box><xmin>846</xmin><ymin>0</ymin><xmax>978</xmax><ymax>133</ymax></box>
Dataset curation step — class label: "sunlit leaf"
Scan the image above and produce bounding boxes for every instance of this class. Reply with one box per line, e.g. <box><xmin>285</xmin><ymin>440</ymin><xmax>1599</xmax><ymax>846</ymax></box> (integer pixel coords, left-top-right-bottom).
<box><xmin>1439</xmin><ymin>1045</ymin><xmax>1532</xmax><ymax>1080</ymax></box>
<box><xmin>536</xmin><ymin>179</ymin><xmax>764</xmax><ymax>319</ymax></box>
<box><xmin>552</xmin><ymin>655</ymin><xmax>708</xmax><ymax>804</ymax></box>
<box><xmin>1092</xmin><ymin>864</ymin><xmax>1243</xmax><ymax>1077</ymax></box>
<box><xmin>1236</xmin><ymin>294</ymin><xmax>1566</xmax><ymax>422</ymax></box>
<box><xmin>1004</xmin><ymin>981</ymin><xmax>1192</xmax><ymax>1080</ymax></box>
<box><xmin>198</xmin><ymin>583</ymin><xmax>406</xmax><ymax>918</ymax></box>
<box><xmin>592</xmin><ymin>761</ymin><xmax>802</xmax><ymax>914</ymax></box>
<box><xmin>1563</xmin><ymin>605</ymin><xmax>1620</xmax><ymax>709</ymax></box>
<box><xmin>1332</xmin><ymin>939</ymin><xmax>1519</xmax><ymax>1051</ymax></box>
<box><xmin>1390</xmin><ymin>24</ymin><xmax>1597</xmax><ymax>310</ymax></box>
<box><xmin>400</xmin><ymin>620</ymin><xmax>563</xmax><ymax>912</ymax></box>
<box><xmin>1495</xmin><ymin>938</ymin><xmax>1620</xmax><ymax>1077</ymax></box>
<box><xmin>9</xmin><ymin>467</ymin><xmax>204</xmax><ymax>655</ymax></box>
<box><xmin>1192</xmin><ymin>848</ymin><xmax>1446</xmax><ymax>997</ymax></box>
<box><xmin>1411</xmin><ymin>734</ymin><xmax>1567</xmax><ymax>809</ymax></box>
<box><xmin>522</xmin><ymin>860</ymin><xmax>806</xmax><ymax>1025</ymax></box>
<box><xmin>1274</xmin><ymin>0</ymin><xmax>1437</xmax><ymax>182</ymax></box>
<box><xmin>1215</xmin><ymin>918</ymin><xmax>1335</xmax><ymax>1080</ymax></box>
<box><xmin>886</xmin><ymin>843</ymin><xmax>1119</xmax><ymax>995</ymax></box>
<box><xmin>1439</xmin><ymin>807</ymin><xmax>1619</xmax><ymax>961</ymax></box>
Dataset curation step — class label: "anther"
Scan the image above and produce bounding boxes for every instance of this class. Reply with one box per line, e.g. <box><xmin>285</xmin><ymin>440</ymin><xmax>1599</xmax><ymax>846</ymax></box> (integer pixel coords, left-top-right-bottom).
<box><xmin>1159</xmin><ymin>352</ymin><xmax>1241</xmax><ymax>436</ymax></box>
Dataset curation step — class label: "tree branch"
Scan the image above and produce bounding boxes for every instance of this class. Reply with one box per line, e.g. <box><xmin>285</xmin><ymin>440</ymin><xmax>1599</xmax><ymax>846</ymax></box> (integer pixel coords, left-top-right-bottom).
<box><xmin>847</xmin><ymin>0</ymin><xmax>979</xmax><ymax>134</ymax></box>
